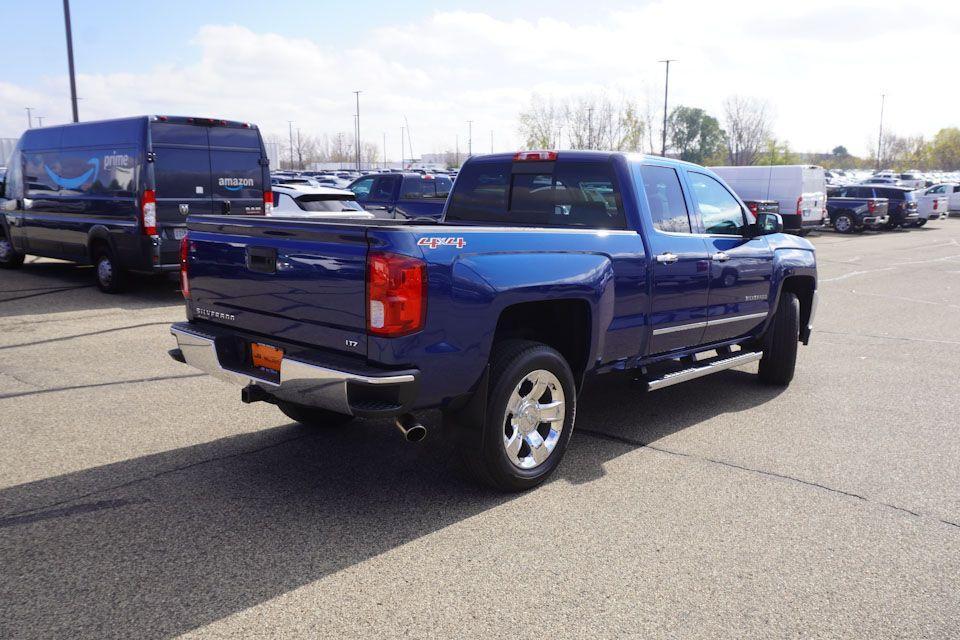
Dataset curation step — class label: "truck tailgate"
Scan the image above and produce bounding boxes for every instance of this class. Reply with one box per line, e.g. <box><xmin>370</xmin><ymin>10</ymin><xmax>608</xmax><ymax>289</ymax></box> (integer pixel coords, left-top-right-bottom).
<box><xmin>186</xmin><ymin>216</ymin><xmax>371</xmax><ymax>354</ymax></box>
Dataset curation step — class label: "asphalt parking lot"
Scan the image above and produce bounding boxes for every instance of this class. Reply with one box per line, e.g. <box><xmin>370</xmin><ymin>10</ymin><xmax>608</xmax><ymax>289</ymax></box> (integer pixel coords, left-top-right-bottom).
<box><xmin>1</xmin><ymin>221</ymin><xmax>959</xmax><ymax>639</ymax></box>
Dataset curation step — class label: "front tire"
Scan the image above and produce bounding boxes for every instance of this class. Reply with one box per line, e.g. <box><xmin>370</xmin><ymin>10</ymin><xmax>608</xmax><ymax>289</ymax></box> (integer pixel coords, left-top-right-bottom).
<box><xmin>0</xmin><ymin>234</ymin><xmax>25</xmax><ymax>269</ymax></box>
<box><xmin>277</xmin><ymin>402</ymin><xmax>354</xmax><ymax>428</ymax></box>
<box><xmin>459</xmin><ymin>340</ymin><xmax>577</xmax><ymax>492</ymax></box>
<box><xmin>758</xmin><ymin>292</ymin><xmax>800</xmax><ymax>386</ymax></box>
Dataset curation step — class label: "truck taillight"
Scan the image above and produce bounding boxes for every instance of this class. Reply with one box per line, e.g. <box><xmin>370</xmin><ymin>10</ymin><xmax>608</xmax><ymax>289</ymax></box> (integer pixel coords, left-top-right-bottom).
<box><xmin>367</xmin><ymin>252</ymin><xmax>426</xmax><ymax>337</ymax></box>
<box><xmin>933</xmin><ymin>198</ymin><xmax>938</xmax><ymax>211</ymax></box>
<box><xmin>179</xmin><ymin>235</ymin><xmax>191</xmax><ymax>299</ymax></box>
<box><xmin>141</xmin><ymin>189</ymin><xmax>157</xmax><ymax>236</ymax></box>
<box><xmin>796</xmin><ymin>196</ymin><xmax>803</xmax><ymax>215</ymax></box>
<box><xmin>868</xmin><ymin>200</ymin><xmax>876</xmax><ymax>213</ymax></box>
<box><xmin>747</xmin><ymin>202</ymin><xmax>758</xmax><ymax>215</ymax></box>
<box><xmin>263</xmin><ymin>190</ymin><xmax>273</xmax><ymax>215</ymax></box>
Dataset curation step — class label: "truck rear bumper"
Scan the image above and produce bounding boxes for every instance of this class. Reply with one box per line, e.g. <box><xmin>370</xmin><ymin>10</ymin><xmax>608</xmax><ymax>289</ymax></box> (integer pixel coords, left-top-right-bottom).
<box><xmin>170</xmin><ymin>323</ymin><xmax>418</xmax><ymax>418</ymax></box>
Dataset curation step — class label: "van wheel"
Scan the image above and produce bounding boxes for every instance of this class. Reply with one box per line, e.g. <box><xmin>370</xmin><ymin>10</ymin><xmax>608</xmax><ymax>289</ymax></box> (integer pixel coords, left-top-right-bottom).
<box><xmin>93</xmin><ymin>245</ymin><xmax>126</xmax><ymax>293</ymax></box>
<box><xmin>0</xmin><ymin>235</ymin><xmax>25</xmax><ymax>269</ymax></box>
<box><xmin>758</xmin><ymin>292</ymin><xmax>799</xmax><ymax>386</ymax></box>
<box><xmin>277</xmin><ymin>402</ymin><xmax>354</xmax><ymax>428</ymax></box>
<box><xmin>834</xmin><ymin>213</ymin><xmax>854</xmax><ymax>234</ymax></box>
<box><xmin>459</xmin><ymin>340</ymin><xmax>577</xmax><ymax>492</ymax></box>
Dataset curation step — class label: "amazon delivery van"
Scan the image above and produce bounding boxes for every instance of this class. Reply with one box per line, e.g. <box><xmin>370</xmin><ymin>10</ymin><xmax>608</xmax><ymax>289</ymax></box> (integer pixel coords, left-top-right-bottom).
<box><xmin>708</xmin><ymin>164</ymin><xmax>827</xmax><ymax>234</ymax></box>
<box><xmin>0</xmin><ymin>116</ymin><xmax>269</xmax><ymax>292</ymax></box>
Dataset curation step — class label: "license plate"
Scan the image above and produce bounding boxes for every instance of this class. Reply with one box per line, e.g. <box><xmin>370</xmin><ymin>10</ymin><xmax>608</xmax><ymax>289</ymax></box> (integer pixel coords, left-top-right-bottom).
<box><xmin>251</xmin><ymin>342</ymin><xmax>284</xmax><ymax>372</ymax></box>
<box><xmin>173</xmin><ymin>228</ymin><xmax>187</xmax><ymax>240</ymax></box>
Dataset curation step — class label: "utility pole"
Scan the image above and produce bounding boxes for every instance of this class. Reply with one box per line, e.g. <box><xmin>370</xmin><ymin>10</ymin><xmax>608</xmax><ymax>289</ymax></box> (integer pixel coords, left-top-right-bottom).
<box><xmin>490</xmin><ymin>130</ymin><xmax>494</xmax><ymax>154</ymax></box>
<box><xmin>287</xmin><ymin>121</ymin><xmax>294</xmax><ymax>171</ymax></box>
<box><xmin>659</xmin><ymin>59</ymin><xmax>676</xmax><ymax>157</ymax></box>
<box><xmin>36</xmin><ymin>116</ymin><xmax>45</xmax><ymax>127</ymax></box>
<box><xmin>62</xmin><ymin>0</ymin><xmax>79</xmax><ymax>122</ymax></box>
<box><xmin>296</xmin><ymin>128</ymin><xmax>303</xmax><ymax>170</ymax></box>
<box><xmin>353</xmin><ymin>90</ymin><xmax>362</xmax><ymax>172</ymax></box>
<box><xmin>455</xmin><ymin>134</ymin><xmax>460</xmax><ymax>168</ymax></box>
<box><xmin>25</xmin><ymin>107</ymin><xmax>34</xmax><ymax>129</ymax></box>
<box><xmin>467</xmin><ymin>120</ymin><xmax>473</xmax><ymax>157</ymax></box>
<box><xmin>876</xmin><ymin>93</ymin><xmax>886</xmax><ymax>171</ymax></box>
<box><xmin>586</xmin><ymin>108</ymin><xmax>594</xmax><ymax>149</ymax></box>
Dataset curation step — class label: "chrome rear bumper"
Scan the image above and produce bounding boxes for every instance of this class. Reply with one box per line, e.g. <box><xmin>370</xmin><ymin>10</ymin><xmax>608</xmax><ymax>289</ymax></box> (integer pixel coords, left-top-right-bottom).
<box><xmin>170</xmin><ymin>324</ymin><xmax>417</xmax><ymax>417</ymax></box>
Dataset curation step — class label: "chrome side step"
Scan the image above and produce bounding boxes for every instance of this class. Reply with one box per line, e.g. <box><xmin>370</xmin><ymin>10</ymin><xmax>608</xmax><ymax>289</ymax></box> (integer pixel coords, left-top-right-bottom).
<box><xmin>645</xmin><ymin>351</ymin><xmax>763</xmax><ymax>392</ymax></box>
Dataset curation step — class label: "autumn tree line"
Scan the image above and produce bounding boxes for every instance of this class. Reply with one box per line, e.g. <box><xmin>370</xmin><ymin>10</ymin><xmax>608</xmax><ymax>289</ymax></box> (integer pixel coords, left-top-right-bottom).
<box><xmin>517</xmin><ymin>93</ymin><xmax>960</xmax><ymax>171</ymax></box>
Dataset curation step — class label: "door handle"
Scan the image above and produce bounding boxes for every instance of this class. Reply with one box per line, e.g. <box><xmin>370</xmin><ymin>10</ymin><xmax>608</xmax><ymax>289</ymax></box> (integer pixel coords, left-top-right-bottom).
<box><xmin>711</xmin><ymin>252</ymin><xmax>730</xmax><ymax>262</ymax></box>
<box><xmin>655</xmin><ymin>252</ymin><xmax>679</xmax><ymax>264</ymax></box>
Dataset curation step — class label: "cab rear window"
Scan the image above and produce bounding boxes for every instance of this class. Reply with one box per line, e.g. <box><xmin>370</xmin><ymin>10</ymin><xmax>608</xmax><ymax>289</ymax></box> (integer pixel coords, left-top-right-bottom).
<box><xmin>446</xmin><ymin>160</ymin><xmax>625</xmax><ymax>228</ymax></box>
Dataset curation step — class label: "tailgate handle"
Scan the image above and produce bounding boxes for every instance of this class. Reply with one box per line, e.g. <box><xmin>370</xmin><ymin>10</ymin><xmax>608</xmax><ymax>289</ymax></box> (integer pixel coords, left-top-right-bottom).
<box><xmin>246</xmin><ymin>246</ymin><xmax>277</xmax><ymax>274</ymax></box>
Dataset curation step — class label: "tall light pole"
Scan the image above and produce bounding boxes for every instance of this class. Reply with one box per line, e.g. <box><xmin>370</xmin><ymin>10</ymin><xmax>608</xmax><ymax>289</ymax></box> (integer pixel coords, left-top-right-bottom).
<box><xmin>659</xmin><ymin>59</ymin><xmax>676</xmax><ymax>157</ymax></box>
<box><xmin>287</xmin><ymin>121</ymin><xmax>294</xmax><ymax>171</ymax></box>
<box><xmin>63</xmin><ymin>0</ymin><xmax>79</xmax><ymax>122</ymax></box>
<box><xmin>25</xmin><ymin>107</ymin><xmax>34</xmax><ymax>129</ymax></box>
<box><xmin>876</xmin><ymin>93</ymin><xmax>886</xmax><ymax>171</ymax></box>
<box><xmin>467</xmin><ymin>120</ymin><xmax>473</xmax><ymax>157</ymax></box>
<box><xmin>353</xmin><ymin>90</ymin><xmax>362</xmax><ymax>171</ymax></box>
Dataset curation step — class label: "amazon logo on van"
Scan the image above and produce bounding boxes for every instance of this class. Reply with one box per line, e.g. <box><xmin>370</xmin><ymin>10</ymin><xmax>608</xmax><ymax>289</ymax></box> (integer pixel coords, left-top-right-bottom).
<box><xmin>44</xmin><ymin>158</ymin><xmax>99</xmax><ymax>190</ymax></box>
<box><xmin>218</xmin><ymin>177</ymin><xmax>255</xmax><ymax>191</ymax></box>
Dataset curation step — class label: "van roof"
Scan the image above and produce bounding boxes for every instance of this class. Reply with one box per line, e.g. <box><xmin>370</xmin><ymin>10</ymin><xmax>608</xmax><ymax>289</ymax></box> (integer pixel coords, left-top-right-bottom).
<box><xmin>24</xmin><ymin>115</ymin><xmax>258</xmax><ymax>132</ymax></box>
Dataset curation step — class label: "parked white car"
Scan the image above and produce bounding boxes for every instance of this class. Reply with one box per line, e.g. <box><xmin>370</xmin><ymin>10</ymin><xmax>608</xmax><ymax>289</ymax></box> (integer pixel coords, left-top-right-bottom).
<box><xmin>708</xmin><ymin>164</ymin><xmax>827</xmax><ymax>235</ymax></box>
<box><xmin>268</xmin><ymin>184</ymin><xmax>374</xmax><ymax>219</ymax></box>
<box><xmin>872</xmin><ymin>171</ymin><xmax>925</xmax><ymax>189</ymax></box>
<box><xmin>918</xmin><ymin>183</ymin><xmax>960</xmax><ymax>215</ymax></box>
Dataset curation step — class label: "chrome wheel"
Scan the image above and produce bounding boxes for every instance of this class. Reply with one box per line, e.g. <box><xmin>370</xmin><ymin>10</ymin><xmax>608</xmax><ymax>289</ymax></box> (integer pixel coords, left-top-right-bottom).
<box><xmin>502</xmin><ymin>369</ymin><xmax>565</xmax><ymax>470</ymax></box>
<box><xmin>97</xmin><ymin>256</ymin><xmax>113</xmax><ymax>287</ymax></box>
<box><xmin>835</xmin><ymin>215</ymin><xmax>852</xmax><ymax>233</ymax></box>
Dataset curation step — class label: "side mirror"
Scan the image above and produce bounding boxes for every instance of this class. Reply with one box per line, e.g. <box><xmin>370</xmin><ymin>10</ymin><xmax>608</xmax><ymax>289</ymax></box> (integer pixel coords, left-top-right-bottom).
<box><xmin>756</xmin><ymin>212</ymin><xmax>783</xmax><ymax>235</ymax></box>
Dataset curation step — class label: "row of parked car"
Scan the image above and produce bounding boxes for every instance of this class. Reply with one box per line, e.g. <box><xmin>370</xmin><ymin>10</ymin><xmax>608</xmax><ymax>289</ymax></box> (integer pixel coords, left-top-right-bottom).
<box><xmin>708</xmin><ymin>164</ymin><xmax>958</xmax><ymax>236</ymax></box>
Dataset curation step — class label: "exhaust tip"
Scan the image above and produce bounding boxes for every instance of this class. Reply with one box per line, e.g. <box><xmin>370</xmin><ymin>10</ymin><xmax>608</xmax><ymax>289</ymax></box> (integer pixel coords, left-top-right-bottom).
<box><xmin>394</xmin><ymin>414</ymin><xmax>427</xmax><ymax>443</ymax></box>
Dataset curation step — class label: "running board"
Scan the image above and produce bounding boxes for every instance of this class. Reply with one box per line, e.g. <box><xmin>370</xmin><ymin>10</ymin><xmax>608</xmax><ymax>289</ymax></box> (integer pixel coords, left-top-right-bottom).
<box><xmin>645</xmin><ymin>351</ymin><xmax>763</xmax><ymax>391</ymax></box>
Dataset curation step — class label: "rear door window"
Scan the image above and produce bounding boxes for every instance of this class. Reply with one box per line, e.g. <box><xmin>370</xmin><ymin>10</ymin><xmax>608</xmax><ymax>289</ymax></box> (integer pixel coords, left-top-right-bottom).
<box><xmin>210</xmin><ymin>149</ymin><xmax>262</xmax><ymax>198</ymax></box>
<box><xmin>153</xmin><ymin>147</ymin><xmax>212</xmax><ymax>199</ymax></box>
<box><xmin>640</xmin><ymin>165</ymin><xmax>691</xmax><ymax>233</ymax></box>
<box><xmin>372</xmin><ymin>175</ymin><xmax>399</xmax><ymax>201</ymax></box>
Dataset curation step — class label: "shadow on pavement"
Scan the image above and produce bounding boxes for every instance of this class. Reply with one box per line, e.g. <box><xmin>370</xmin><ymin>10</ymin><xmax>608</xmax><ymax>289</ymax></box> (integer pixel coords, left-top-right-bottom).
<box><xmin>0</xmin><ymin>260</ymin><xmax>181</xmax><ymax>317</ymax></box>
<box><xmin>0</xmin><ymin>369</ymin><xmax>782</xmax><ymax>639</ymax></box>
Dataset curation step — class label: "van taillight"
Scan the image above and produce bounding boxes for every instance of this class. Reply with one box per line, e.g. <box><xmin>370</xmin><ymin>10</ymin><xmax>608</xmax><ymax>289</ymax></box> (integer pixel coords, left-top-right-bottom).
<box><xmin>796</xmin><ymin>196</ymin><xmax>803</xmax><ymax>215</ymax></box>
<box><xmin>179</xmin><ymin>235</ymin><xmax>191</xmax><ymax>299</ymax></box>
<box><xmin>141</xmin><ymin>189</ymin><xmax>157</xmax><ymax>236</ymax></box>
<box><xmin>263</xmin><ymin>190</ymin><xmax>273</xmax><ymax>215</ymax></box>
<box><xmin>367</xmin><ymin>253</ymin><xmax>426</xmax><ymax>337</ymax></box>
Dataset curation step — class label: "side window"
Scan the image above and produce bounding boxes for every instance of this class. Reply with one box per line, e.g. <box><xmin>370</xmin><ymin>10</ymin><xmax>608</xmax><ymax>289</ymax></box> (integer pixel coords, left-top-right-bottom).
<box><xmin>688</xmin><ymin>172</ymin><xmax>747</xmax><ymax>235</ymax></box>
<box><xmin>929</xmin><ymin>185</ymin><xmax>944</xmax><ymax>194</ymax></box>
<box><xmin>399</xmin><ymin>177</ymin><xmax>421</xmax><ymax>199</ymax></box>
<box><xmin>639</xmin><ymin>165</ymin><xmax>691</xmax><ymax>233</ymax></box>
<box><xmin>435</xmin><ymin>175</ymin><xmax>452</xmax><ymax>197</ymax></box>
<box><xmin>373</xmin><ymin>176</ymin><xmax>399</xmax><ymax>200</ymax></box>
<box><xmin>350</xmin><ymin>177</ymin><xmax>375</xmax><ymax>200</ymax></box>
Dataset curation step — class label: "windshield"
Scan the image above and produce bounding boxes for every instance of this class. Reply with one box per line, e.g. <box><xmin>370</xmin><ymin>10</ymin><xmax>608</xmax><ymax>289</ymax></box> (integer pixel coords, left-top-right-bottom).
<box><xmin>295</xmin><ymin>195</ymin><xmax>364</xmax><ymax>212</ymax></box>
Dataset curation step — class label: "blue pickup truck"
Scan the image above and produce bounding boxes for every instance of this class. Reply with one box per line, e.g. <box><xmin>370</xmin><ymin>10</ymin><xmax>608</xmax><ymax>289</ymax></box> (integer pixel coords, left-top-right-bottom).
<box><xmin>169</xmin><ymin>151</ymin><xmax>818</xmax><ymax>491</ymax></box>
<box><xmin>347</xmin><ymin>172</ymin><xmax>451</xmax><ymax>219</ymax></box>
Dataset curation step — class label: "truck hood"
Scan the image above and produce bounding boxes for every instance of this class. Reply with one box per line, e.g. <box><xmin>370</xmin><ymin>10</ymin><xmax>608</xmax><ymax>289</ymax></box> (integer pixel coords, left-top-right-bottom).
<box><xmin>766</xmin><ymin>232</ymin><xmax>814</xmax><ymax>252</ymax></box>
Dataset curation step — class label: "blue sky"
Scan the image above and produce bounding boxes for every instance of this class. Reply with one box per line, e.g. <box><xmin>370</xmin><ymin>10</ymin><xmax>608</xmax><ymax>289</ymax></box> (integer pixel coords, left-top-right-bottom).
<box><xmin>3</xmin><ymin>1</ymin><xmax>959</xmax><ymax>158</ymax></box>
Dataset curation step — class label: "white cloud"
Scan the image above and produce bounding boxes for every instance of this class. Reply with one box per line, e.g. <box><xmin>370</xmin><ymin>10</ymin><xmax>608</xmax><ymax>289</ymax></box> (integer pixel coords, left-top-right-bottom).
<box><xmin>2</xmin><ymin>2</ymin><xmax>959</xmax><ymax>158</ymax></box>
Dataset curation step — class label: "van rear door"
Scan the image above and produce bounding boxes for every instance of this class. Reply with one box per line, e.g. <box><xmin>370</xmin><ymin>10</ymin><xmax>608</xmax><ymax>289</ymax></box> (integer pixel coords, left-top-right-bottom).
<box><xmin>150</xmin><ymin>122</ymin><xmax>215</xmax><ymax>241</ymax></box>
<box><xmin>209</xmin><ymin>126</ymin><xmax>267</xmax><ymax>216</ymax></box>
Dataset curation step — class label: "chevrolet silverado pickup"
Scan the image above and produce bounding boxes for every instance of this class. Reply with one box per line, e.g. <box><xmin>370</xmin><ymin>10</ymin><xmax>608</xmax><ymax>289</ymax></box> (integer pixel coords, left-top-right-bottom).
<box><xmin>169</xmin><ymin>151</ymin><xmax>818</xmax><ymax>491</ymax></box>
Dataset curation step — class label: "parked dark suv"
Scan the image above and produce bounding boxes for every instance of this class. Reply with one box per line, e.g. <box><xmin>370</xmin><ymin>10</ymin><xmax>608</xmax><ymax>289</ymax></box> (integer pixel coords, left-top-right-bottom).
<box><xmin>833</xmin><ymin>185</ymin><xmax>918</xmax><ymax>229</ymax></box>
<box><xmin>0</xmin><ymin>116</ymin><xmax>270</xmax><ymax>292</ymax></box>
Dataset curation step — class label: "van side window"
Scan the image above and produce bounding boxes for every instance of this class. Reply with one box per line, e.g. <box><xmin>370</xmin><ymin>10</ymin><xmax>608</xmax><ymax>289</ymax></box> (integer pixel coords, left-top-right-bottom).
<box><xmin>23</xmin><ymin>151</ymin><xmax>61</xmax><ymax>196</ymax></box>
<box><xmin>689</xmin><ymin>172</ymin><xmax>747</xmax><ymax>235</ymax></box>
<box><xmin>640</xmin><ymin>165</ymin><xmax>691</xmax><ymax>233</ymax></box>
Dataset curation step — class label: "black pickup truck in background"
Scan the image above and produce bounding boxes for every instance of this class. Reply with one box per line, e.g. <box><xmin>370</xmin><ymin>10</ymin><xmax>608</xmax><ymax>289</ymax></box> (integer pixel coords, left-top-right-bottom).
<box><xmin>826</xmin><ymin>187</ymin><xmax>890</xmax><ymax>233</ymax></box>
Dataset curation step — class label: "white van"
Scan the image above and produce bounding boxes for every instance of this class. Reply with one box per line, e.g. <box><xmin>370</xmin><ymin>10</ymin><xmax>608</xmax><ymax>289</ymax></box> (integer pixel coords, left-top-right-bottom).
<box><xmin>709</xmin><ymin>165</ymin><xmax>827</xmax><ymax>234</ymax></box>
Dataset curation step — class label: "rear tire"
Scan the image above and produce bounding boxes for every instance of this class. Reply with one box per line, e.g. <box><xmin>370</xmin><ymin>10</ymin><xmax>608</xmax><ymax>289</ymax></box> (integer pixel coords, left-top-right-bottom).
<box><xmin>459</xmin><ymin>339</ymin><xmax>577</xmax><ymax>492</ymax></box>
<box><xmin>93</xmin><ymin>244</ymin><xmax>126</xmax><ymax>293</ymax></box>
<box><xmin>277</xmin><ymin>402</ymin><xmax>354</xmax><ymax>428</ymax></box>
<box><xmin>758</xmin><ymin>292</ymin><xmax>800</xmax><ymax>386</ymax></box>
<box><xmin>916</xmin><ymin>219</ymin><xmax>927</xmax><ymax>227</ymax></box>
<box><xmin>0</xmin><ymin>234</ymin><xmax>25</xmax><ymax>269</ymax></box>
<box><xmin>834</xmin><ymin>212</ymin><xmax>855</xmax><ymax>234</ymax></box>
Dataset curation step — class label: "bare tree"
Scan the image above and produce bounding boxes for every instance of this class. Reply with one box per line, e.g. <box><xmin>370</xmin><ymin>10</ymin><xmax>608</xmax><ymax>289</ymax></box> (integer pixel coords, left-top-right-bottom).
<box><xmin>518</xmin><ymin>94</ymin><xmax>562</xmax><ymax>148</ymax></box>
<box><xmin>722</xmin><ymin>95</ymin><xmax>773</xmax><ymax>165</ymax></box>
<box><xmin>518</xmin><ymin>93</ymin><xmax>644</xmax><ymax>151</ymax></box>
